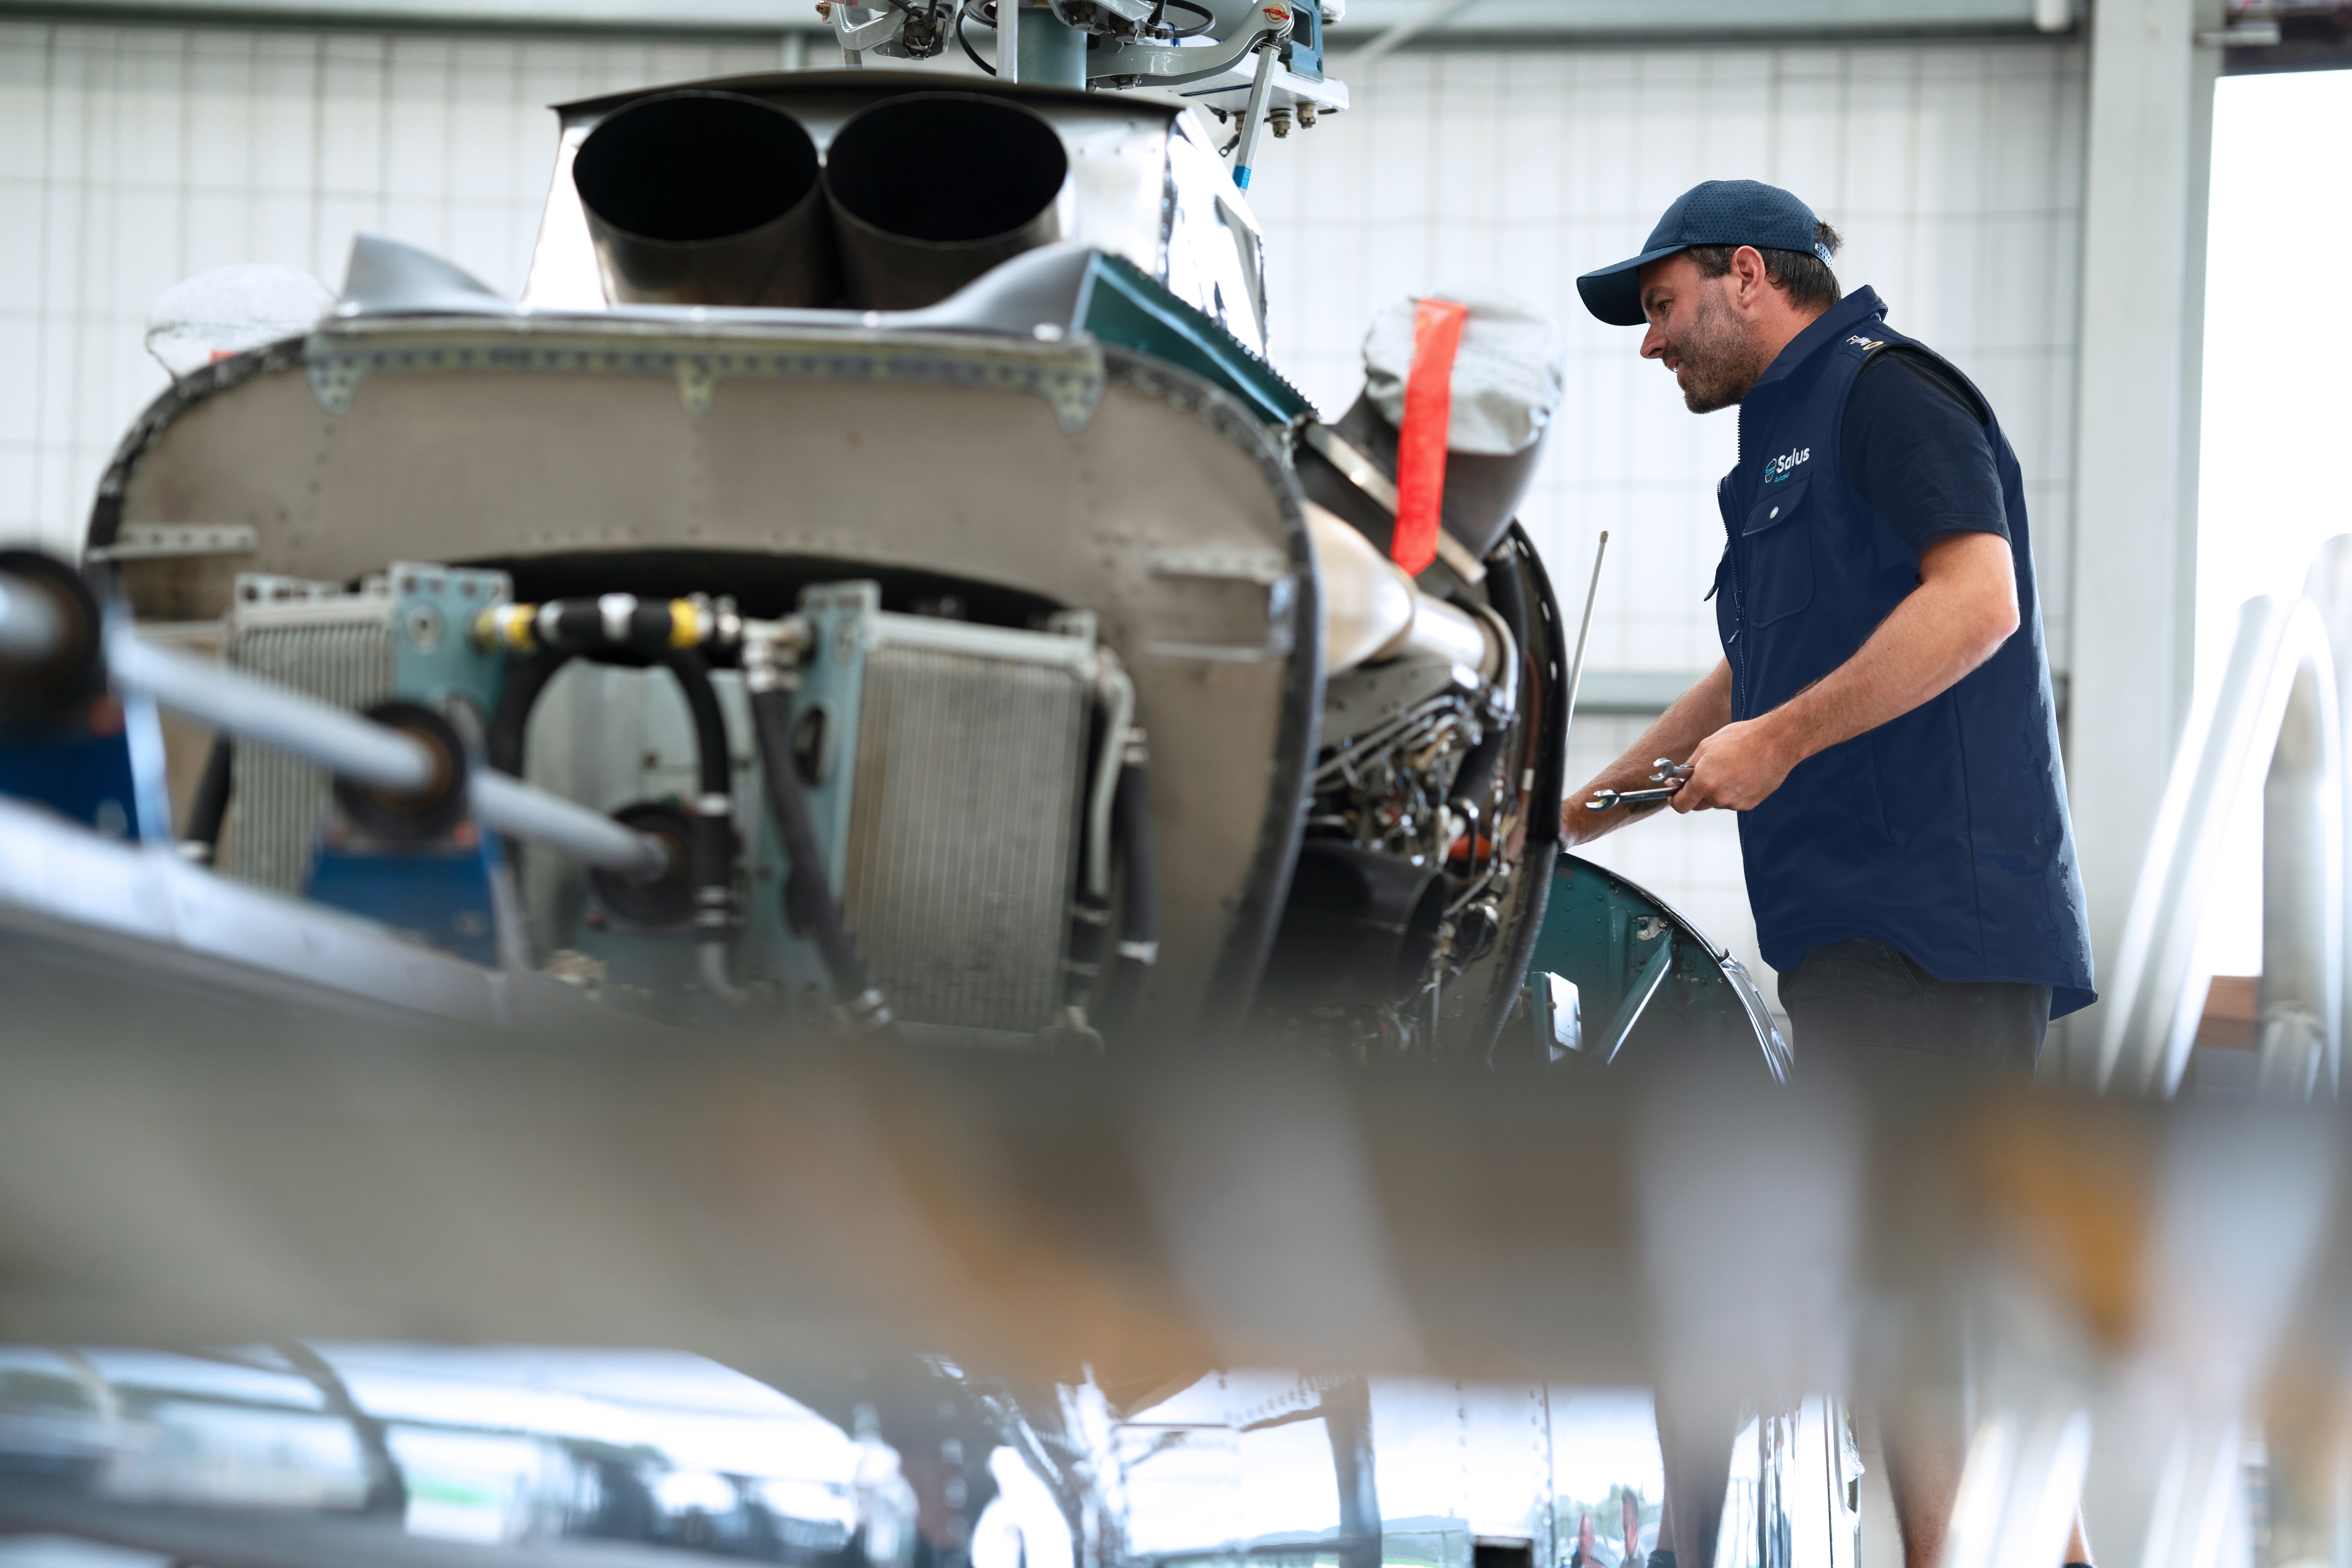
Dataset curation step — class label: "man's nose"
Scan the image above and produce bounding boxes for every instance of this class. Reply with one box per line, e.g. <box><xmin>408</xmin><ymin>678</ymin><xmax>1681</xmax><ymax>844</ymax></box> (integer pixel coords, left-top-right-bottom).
<box><xmin>1640</xmin><ymin>320</ymin><xmax>1667</xmax><ymax>360</ymax></box>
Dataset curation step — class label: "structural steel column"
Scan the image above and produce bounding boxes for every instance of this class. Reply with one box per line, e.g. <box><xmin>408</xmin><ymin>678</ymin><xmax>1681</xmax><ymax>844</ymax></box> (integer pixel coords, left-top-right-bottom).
<box><xmin>2062</xmin><ymin>0</ymin><xmax>2225</xmax><ymax>1075</ymax></box>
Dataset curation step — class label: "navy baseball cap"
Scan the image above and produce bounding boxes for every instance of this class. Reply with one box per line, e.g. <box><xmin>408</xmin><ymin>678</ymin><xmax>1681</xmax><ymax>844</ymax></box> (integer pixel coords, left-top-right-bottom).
<box><xmin>1577</xmin><ymin>180</ymin><xmax>1833</xmax><ymax>327</ymax></box>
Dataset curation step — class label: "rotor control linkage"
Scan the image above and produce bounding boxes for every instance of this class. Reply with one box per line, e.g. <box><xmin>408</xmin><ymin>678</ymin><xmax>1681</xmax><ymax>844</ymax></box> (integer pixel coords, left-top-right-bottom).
<box><xmin>1585</xmin><ymin>759</ymin><xmax>1690</xmax><ymax>812</ymax></box>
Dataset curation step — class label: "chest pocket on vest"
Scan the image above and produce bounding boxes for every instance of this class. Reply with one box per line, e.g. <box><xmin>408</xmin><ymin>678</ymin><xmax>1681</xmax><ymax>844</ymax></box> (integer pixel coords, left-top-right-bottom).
<box><xmin>1742</xmin><ymin>476</ymin><xmax>1813</xmax><ymax>626</ymax></box>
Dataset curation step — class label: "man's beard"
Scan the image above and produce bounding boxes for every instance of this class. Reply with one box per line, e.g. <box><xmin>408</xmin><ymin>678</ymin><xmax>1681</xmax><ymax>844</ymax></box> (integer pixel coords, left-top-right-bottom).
<box><xmin>1667</xmin><ymin>286</ymin><xmax>1766</xmax><ymax>413</ymax></box>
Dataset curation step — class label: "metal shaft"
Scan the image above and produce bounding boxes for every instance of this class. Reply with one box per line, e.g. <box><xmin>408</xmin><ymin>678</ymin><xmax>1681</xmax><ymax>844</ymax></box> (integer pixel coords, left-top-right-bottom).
<box><xmin>1560</xmin><ymin>530</ymin><xmax>1609</xmax><ymax>760</ymax></box>
<box><xmin>998</xmin><ymin>0</ymin><xmax>1019</xmax><ymax>82</ymax></box>
<box><xmin>1230</xmin><ymin>39</ymin><xmax>1281</xmax><ymax>190</ymax></box>
<box><xmin>0</xmin><ymin>572</ymin><xmax>64</xmax><ymax>662</ymax></box>
<box><xmin>470</xmin><ymin>771</ymin><xmax>670</xmax><ymax>881</ymax></box>
<box><xmin>106</xmin><ymin>630</ymin><xmax>670</xmax><ymax>880</ymax></box>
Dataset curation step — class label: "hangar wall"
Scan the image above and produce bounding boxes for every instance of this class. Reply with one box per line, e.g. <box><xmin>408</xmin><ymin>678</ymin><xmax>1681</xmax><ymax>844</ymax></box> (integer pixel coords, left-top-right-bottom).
<box><xmin>0</xmin><ymin>22</ymin><xmax>2091</xmax><ymax>1003</ymax></box>
<box><xmin>0</xmin><ymin>22</ymin><xmax>785</xmax><ymax>557</ymax></box>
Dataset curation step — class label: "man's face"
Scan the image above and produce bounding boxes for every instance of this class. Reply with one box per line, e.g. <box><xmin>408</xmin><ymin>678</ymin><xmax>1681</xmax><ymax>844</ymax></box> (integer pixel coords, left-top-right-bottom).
<box><xmin>1637</xmin><ymin>252</ymin><xmax>1766</xmax><ymax>414</ymax></box>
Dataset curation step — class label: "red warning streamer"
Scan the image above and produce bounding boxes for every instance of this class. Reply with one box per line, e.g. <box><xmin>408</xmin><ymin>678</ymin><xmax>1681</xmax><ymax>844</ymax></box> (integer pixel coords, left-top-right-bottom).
<box><xmin>1391</xmin><ymin>297</ymin><xmax>1468</xmax><ymax>576</ymax></box>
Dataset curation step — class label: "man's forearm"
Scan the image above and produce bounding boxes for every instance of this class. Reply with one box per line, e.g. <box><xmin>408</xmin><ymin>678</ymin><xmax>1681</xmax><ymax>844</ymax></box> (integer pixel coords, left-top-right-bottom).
<box><xmin>1564</xmin><ymin>661</ymin><xmax>1732</xmax><ymax>843</ymax></box>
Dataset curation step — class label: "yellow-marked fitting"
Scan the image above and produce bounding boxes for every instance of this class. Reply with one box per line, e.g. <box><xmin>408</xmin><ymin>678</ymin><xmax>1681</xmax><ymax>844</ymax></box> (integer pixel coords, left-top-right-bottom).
<box><xmin>668</xmin><ymin>599</ymin><xmax>704</xmax><ymax>648</ymax></box>
<box><xmin>476</xmin><ymin>603</ymin><xmax>539</xmax><ymax>653</ymax></box>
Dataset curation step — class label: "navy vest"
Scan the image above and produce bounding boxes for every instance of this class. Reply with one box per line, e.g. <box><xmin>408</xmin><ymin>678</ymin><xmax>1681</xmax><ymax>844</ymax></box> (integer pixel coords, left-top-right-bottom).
<box><xmin>1712</xmin><ymin>287</ymin><xmax>2095</xmax><ymax>1017</ymax></box>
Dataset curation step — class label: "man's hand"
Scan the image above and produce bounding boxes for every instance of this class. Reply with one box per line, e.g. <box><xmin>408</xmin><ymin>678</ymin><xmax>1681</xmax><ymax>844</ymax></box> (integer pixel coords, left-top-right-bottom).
<box><xmin>1671</xmin><ymin>531</ymin><xmax>2018</xmax><ymax>815</ymax></box>
<box><xmin>1674</xmin><ymin>714</ymin><xmax>1798</xmax><ymax>812</ymax></box>
<box><xmin>1563</xmin><ymin>662</ymin><xmax>1734</xmax><ymax>844</ymax></box>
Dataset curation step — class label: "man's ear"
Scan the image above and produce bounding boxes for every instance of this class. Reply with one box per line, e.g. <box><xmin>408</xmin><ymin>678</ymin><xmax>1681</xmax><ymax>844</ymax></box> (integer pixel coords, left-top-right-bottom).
<box><xmin>1730</xmin><ymin>245</ymin><xmax>1770</xmax><ymax>309</ymax></box>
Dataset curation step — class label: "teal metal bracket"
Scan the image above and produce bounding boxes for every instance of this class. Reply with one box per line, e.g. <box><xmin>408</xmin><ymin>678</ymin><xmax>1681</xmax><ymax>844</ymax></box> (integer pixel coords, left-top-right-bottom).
<box><xmin>389</xmin><ymin>561</ymin><xmax>512</xmax><ymax>730</ymax></box>
<box><xmin>1078</xmin><ymin>253</ymin><xmax>1317</xmax><ymax>429</ymax></box>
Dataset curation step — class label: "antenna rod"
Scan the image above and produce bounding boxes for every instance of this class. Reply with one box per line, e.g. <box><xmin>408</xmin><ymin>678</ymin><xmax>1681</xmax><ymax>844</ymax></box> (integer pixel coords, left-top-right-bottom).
<box><xmin>1559</xmin><ymin>530</ymin><xmax>1608</xmax><ymax>761</ymax></box>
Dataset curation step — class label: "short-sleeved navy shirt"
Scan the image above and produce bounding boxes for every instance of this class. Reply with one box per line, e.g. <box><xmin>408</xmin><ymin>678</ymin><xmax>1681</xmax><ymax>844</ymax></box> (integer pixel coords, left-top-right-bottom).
<box><xmin>1840</xmin><ymin>347</ymin><xmax>2008</xmax><ymax>552</ymax></box>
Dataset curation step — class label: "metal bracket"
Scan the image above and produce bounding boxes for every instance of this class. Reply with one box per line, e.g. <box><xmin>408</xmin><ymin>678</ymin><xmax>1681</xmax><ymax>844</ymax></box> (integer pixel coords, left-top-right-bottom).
<box><xmin>86</xmin><ymin>524</ymin><xmax>258</xmax><ymax>563</ymax></box>
<box><xmin>305</xmin><ymin>329</ymin><xmax>1108</xmax><ymax>434</ymax></box>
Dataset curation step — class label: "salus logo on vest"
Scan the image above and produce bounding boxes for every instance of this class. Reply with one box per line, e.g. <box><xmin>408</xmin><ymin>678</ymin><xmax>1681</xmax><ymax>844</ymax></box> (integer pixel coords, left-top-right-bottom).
<box><xmin>1763</xmin><ymin>446</ymin><xmax>1811</xmax><ymax>483</ymax></box>
<box><xmin>1845</xmin><ymin>334</ymin><xmax>1886</xmax><ymax>351</ymax></box>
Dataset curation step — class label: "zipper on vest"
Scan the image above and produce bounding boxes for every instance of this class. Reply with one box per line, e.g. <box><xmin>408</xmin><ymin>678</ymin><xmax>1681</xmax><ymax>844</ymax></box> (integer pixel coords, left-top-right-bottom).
<box><xmin>1726</xmin><ymin>405</ymin><xmax>1752</xmax><ymax>717</ymax></box>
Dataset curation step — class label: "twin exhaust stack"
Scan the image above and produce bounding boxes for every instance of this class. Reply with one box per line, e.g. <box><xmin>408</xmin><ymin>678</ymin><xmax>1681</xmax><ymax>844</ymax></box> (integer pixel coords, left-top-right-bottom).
<box><xmin>573</xmin><ymin>89</ymin><xmax>1071</xmax><ymax>311</ymax></box>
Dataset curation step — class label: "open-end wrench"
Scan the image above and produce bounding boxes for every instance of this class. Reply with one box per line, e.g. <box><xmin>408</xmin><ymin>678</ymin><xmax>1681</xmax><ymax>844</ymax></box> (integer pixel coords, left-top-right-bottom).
<box><xmin>1584</xmin><ymin>784</ymin><xmax>1682</xmax><ymax>811</ymax></box>
<box><xmin>1584</xmin><ymin>759</ymin><xmax>1693</xmax><ymax>812</ymax></box>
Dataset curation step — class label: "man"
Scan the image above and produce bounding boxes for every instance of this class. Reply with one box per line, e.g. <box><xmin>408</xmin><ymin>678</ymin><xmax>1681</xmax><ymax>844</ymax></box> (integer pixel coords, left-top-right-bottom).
<box><xmin>1565</xmin><ymin>182</ymin><xmax>2096</xmax><ymax>1566</ymax></box>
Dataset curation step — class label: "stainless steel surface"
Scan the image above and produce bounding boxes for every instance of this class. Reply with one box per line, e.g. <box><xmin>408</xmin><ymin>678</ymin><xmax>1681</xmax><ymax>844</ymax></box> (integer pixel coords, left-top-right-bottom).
<box><xmin>821</xmin><ymin>93</ymin><xmax>1069</xmax><ymax>310</ymax></box>
<box><xmin>0</xmin><ymin>571</ymin><xmax>64</xmax><ymax>661</ymax></box>
<box><xmin>1388</xmin><ymin>587</ymin><xmax>1493</xmax><ymax>675</ymax></box>
<box><xmin>1305</xmin><ymin>502</ymin><xmax>1415</xmax><ymax>675</ymax></box>
<box><xmin>573</xmin><ymin>91</ymin><xmax>838</xmax><ymax>308</ymax></box>
<box><xmin>2099</xmin><ymin>583</ymin><xmax>2347</xmax><ymax>1098</ymax></box>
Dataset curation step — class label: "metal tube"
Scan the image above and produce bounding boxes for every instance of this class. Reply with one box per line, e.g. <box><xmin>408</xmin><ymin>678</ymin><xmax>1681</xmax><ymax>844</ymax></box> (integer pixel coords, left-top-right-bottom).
<box><xmin>106</xmin><ymin>629</ymin><xmax>671</xmax><ymax>881</ymax></box>
<box><xmin>1086</xmin><ymin>657</ymin><xmax>1134</xmax><ymax>903</ymax></box>
<box><xmin>1230</xmin><ymin>40</ymin><xmax>1281</xmax><ymax>191</ymax></box>
<box><xmin>0</xmin><ymin>572</ymin><xmax>64</xmax><ymax>661</ymax></box>
<box><xmin>472</xmin><ymin>771</ymin><xmax>670</xmax><ymax>882</ymax></box>
<box><xmin>997</xmin><ymin>0</ymin><xmax>1018</xmax><ymax>82</ymax></box>
<box><xmin>1560</xmin><ymin>530</ymin><xmax>1609</xmax><ymax>759</ymax></box>
<box><xmin>107</xmin><ymin>630</ymin><xmax>435</xmax><ymax>793</ymax></box>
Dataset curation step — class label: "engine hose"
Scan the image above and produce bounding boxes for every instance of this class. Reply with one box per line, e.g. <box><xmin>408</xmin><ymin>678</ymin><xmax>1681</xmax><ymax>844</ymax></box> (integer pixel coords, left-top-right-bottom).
<box><xmin>183</xmin><ymin>735</ymin><xmax>233</xmax><ymax>861</ymax></box>
<box><xmin>486</xmin><ymin>646</ymin><xmax>736</xmax><ymax>945</ymax></box>
<box><xmin>1446</xmin><ymin>560</ymin><xmax>1530</xmax><ymax>823</ymax></box>
<box><xmin>655</xmin><ymin>646</ymin><xmax>736</xmax><ymax>947</ymax></box>
<box><xmin>1093</xmin><ymin>748</ymin><xmax>1158</xmax><ymax>1035</ymax></box>
<box><xmin>748</xmin><ymin>686</ymin><xmax>889</xmax><ymax>1029</ymax></box>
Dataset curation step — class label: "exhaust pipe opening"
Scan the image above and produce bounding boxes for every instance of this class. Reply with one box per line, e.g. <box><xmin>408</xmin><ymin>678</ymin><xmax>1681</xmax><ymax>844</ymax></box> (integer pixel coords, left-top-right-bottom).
<box><xmin>573</xmin><ymin>90</ymin><xmax>835</xmax><ymax>308</ymax></box>
<box><xmin>822</xmin><ymin>93</ymin><xmax>1069</xmax><ymax>310</ymax></box>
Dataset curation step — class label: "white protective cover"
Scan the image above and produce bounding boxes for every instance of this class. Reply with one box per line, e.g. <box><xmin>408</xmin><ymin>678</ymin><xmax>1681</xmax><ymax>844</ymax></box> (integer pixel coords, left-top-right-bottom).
<box><xmin>145</xmin><ymin>265</ymin><xmax>335</xmax><ymax>378</ymax></box>
<box><xmin>1361</xmin><ymin>289</ymin><xmax>1566</xmax><ymax>457</ymax></box>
